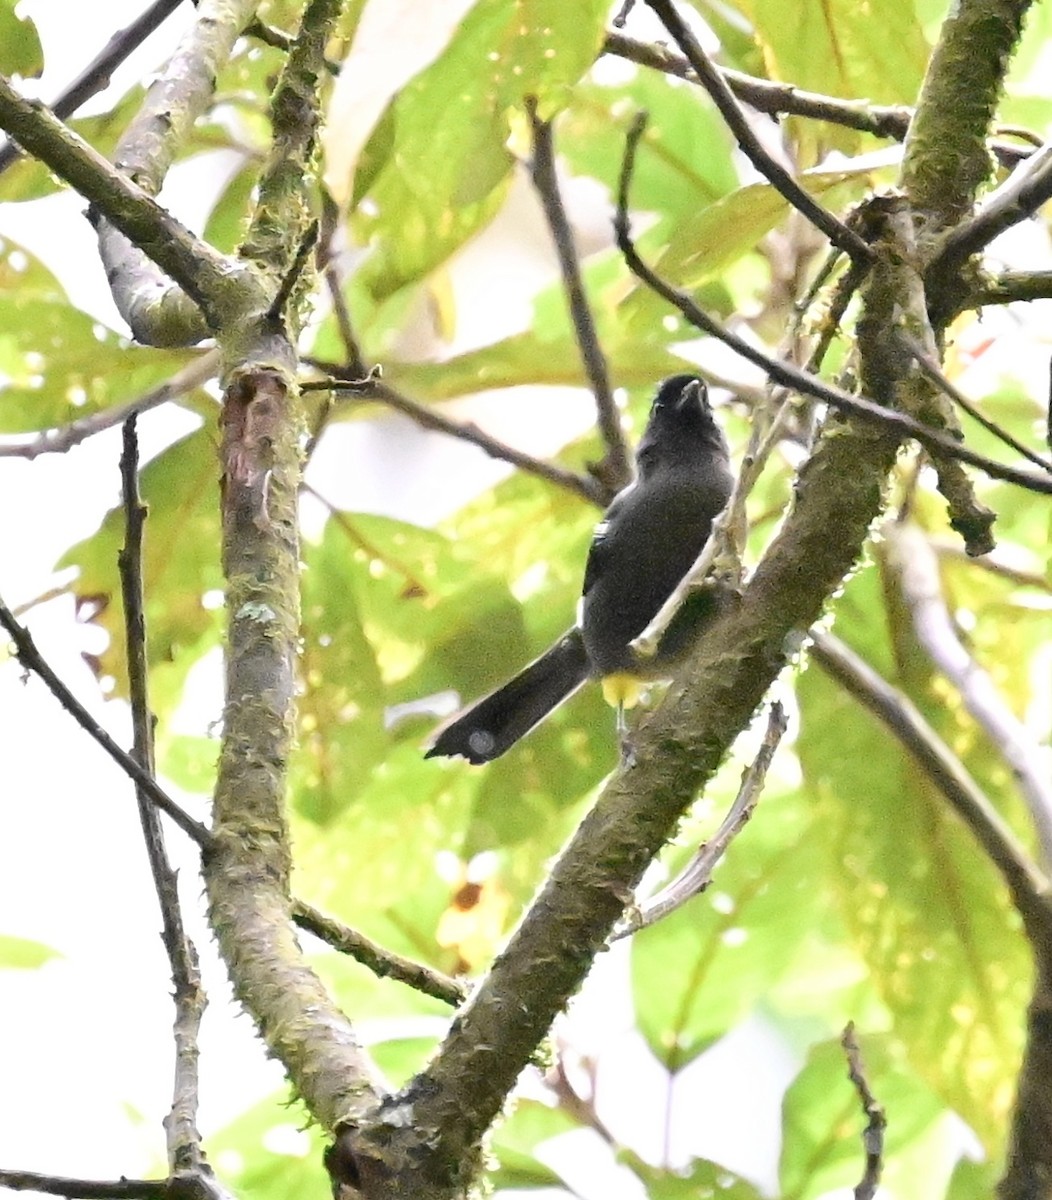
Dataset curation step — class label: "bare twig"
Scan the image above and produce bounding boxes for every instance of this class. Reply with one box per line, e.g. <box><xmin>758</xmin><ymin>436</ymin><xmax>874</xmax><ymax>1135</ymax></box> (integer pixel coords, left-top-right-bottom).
<box><xmin>118</xmin><ymin>419</ymin><xmax>208</xmax><ymax>1177</ymax></box>
<box><xmin>526</xmin><ymin>98</ymin><xmax>631</xmax><ymax>495</ymax></box>
<box><xmin>0</xmin><ymin>595</ymin><xmax>210</xmax><ymax>846</ymax></box>
<box><xmin>615</xmin><ymin>700</ymin><xmax>788</xmax><ymax>936</ymax></box>
<box><xmin>314</xmin><ymin>373</ymin><xmax>607</xmax><ymax>505</ymax></box>
<box><xmin>809</xmin><ymin>629</ymin><xmax>1052</xmax><ymax>939</ymax></box>
<box><xmin>265</xmin><ymin>218</ymin><xmax>319</xmax><ymax>324</ymax></box>
<box><xmin>244</xmin><ymin>16</ymin><xmax>340</xmax><ymax>73</ymax></box>
<box><xmin>292</xmin><ymin>900</ymin><xmax>467</xmax><ymax>1008</ymax></box>
<box><xmin>840</xmin><ymin>1023</ymin><xmax>886</xmax><ymax>1200</ymax></box>
<box><xmin>0</xmin><ymin>0</ymin><xmax>190</xmax><ymax>178</ymax></box>
<box><xmin>0</xmin><ymin>1173</ymin><xmax>168</xmax><ymax>1199</ymax></box>
<box><xmin>642</xmin><ymin>0</ymin><xmax>872</xmax><ymax>262</ymax></box>
<box><xmin>614</xmin><ymin>114</ymin><xmax>1052</xmax><ymax>497</ymax></box>
<box><xmin>0</xmin><ymin>351</ymin><xmax>219</xmax><ymax>460</ymax></box>
<box><xmin>603</xmin><ymin>32</ymin><xmax>913</xmax><ymax>142</ymax></box>
<box><xmin>887</xmin><ymin>523</ymin><xmax>1052</xmax><ymax>868</ymax></box>
<box><xmin>902</xmin><ymin>334</ymin><xmax>1052</xmax><ymax>474</ymax></box>
<box><xmin>605</xmin><ymin>31</ymin><xmax>1033</xmax><ymax>169</ymax></box>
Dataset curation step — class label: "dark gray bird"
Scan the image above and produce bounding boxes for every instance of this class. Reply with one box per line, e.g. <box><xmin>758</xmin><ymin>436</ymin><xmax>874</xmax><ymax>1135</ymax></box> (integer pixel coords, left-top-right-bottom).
<box><xmin>425</xmin><ymin>375</ymin><xmax>733</xmax><ymax>763</ymax></box>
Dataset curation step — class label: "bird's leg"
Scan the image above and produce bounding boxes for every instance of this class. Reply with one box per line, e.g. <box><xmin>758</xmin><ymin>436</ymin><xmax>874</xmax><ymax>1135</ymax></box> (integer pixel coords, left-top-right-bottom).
<box><xmin>617</xmin><ymin>702</ymin><xmax>637</xmax><ymax>767</ymax></box>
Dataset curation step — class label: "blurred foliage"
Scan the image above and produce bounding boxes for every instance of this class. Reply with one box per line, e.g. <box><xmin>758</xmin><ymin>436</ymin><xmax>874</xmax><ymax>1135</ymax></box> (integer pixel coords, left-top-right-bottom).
<box><xmin>2</xmin><ymin>0</ymin><xmax>1052</xmax><ymax>1196</ymax></box>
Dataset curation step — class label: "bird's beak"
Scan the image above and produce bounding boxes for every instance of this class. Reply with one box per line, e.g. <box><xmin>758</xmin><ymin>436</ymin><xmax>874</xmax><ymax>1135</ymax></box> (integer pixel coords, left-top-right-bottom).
<box><xmin>675</xmin><ymin>379</ymin><xmax>707</xmax><ymax>413</ymax></box>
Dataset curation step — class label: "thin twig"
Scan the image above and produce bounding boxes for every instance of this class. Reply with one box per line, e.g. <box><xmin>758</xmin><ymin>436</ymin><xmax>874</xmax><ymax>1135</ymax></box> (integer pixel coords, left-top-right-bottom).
<box><xmin>642</xmin><ymin>0</ymin><xmax>872</xmax><ymax>262</ymax></box>
<box><xmin>886</xmin><ymin>523</ymin><xmax>1052</xmax><ymax>869</ymax></box>
<box><xmin>313</xmin><ymin>373</ymin><xmax>607</xmax><ymax>505</ymax></box>
<box><xmin>0</xmin><ymin>1173</ymin><xmax>168</xmax><ymax>1199</ymax></box>
<box><xmin>526</xmin><ymin>98</ymin><xmax>631</xmax><ymax>495</ymax></box>
<box><xmin>0</xmin><ymin>0</ymin><xmax>189</xmax><ymax>178</ymax></box>
<box><xmin>605</xmin><ymin>31</ymin><xmax>1032</xmax><ymax>168</ymax></box>
<box><xmin>118</xmin><ymin>418</ymin><xmax>208</xmax><ymax>1177</ymax></box>
<box><xmin>0</xmin><ymin>351</ymin><xmax>219</xmax><ymax>460</ymax></box>
<box><xmin>809</xmin><ymin>629</ymin><xmax>1052</xmax><ymax>940</ymax></box>
<box><xmin>931</xmin><ymin>537</ymin><xmax>1052</xmax><ymax>592</ymax></box>
<box><xmin>614</xmin><ymin>114</ymin><xmax>1052</xmax><ymax>497</ymax></box>
<box><xmin>244</xmin><ymin>16</ymin><xmax>340</xmax><ymax>74</ymax></box>
<box><xmin>604</xmin><ymin>32</ymin><xmax>913</xmax><ymax>142</ymax></box>
<box><xmin>615</xmin><ymin>700</ymin><xmax>788</xmax><ymax>936</ymax></box>
<box><xmin>840</xmin><ymin>1023</ymin><xmax>886</xmax><ymax>1200</ymax></box>
<box><xmin>902</xmin><ymin>333</ymin><xmax>1052</xmax><ymax>474</ymax></box>
<box><xmin>0</xmin><ymin>595</ymin><xmax>210</xmax><ymax>846</ymax></box>
<box><xmin>292</xmin><ymin>900</ymin><xmax>467</xmax><ymax>1007</ymax></box>
<box><xmin>265</xmin><ymin>218</ymin><xmax>320</xmax><ymax>324</ymax></box>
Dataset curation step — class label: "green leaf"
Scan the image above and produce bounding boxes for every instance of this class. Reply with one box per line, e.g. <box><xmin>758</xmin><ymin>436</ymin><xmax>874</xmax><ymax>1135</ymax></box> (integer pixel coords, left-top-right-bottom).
<box><xmin>351</xmin><ymin>0</ymin><xmax>609</xmax><ymax>303</ymax></box>
<box><xmin>202</xmin><ymin>163</ymin><xmax>258</xmax><ymax>254</ymax></box>
<box><xmin>747</xmin><ymin>0</ymin><xmax>929</xmax><ymax>105</ymax></box>
<box><xmin>627</xmin><ymin>1153</ymin><xmax>764</xmax><ymax>1200</ymax></box>
<box><xmin>557</xmin><ymin>69</ymin><xmax>738</xmax><ymax>222</ymax></box>
<box><xmin>58</xmin><ymin>428</ymin><xmax>224</xmax><ymax>714</ymax></box>
<box><xmin>797</xmin><ymin>576</ymin><xmax>1030</xmax><ymax>1155</ymax></box>
<box><xmin>0</xmin><ymin>239</ymin><xmax>201</xmax><ymax>434</ymax></box>
<box><xmin>371</xmin><ymin>331</ymin><xmax>705</xmax><ymax>401</ymax></box>
<box><xmin>489</xmin><ymin>1099</ymin><xmax>583</xmax><ymax>1190</ymax></box>
<box><xmin>206</xmin><ymin>1092</ymin><xmax>329</xmax><ymax>1200</ymax></box>
<box><xmin>0</xmin><ymin>934</ymin><xmax>60</xmax><ymax>970</ymax></box>
<box><xmin>653</xmin><ymin>168</ymin><xmax>878</xmax><ymax>293</ymax></box>
<box><xmin>0</xmin><ymin>1</ymin><xmax>43</xmax><ymax>78</ymax></box>
<box><xmin>632</xmin><ymin>782</ymin><xmax>826</xmax><ymax>1067</ymax></box>
<box><xmin>780</xmin><ymin>1035</ymin><xmax>953</xmax><ymax>1200</ymax></box>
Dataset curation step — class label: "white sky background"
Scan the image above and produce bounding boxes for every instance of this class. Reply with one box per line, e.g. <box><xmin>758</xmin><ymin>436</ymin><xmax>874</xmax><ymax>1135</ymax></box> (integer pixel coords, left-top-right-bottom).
<box><xmin>2</xmin><ymin>1</ymin><xmax>1051</xmax><ymax>1195</ymax></box>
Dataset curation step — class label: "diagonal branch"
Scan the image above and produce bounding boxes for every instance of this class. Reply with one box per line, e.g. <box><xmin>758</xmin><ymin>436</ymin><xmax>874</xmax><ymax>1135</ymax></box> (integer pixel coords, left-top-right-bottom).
<box><xmin>603</xmin><ymin>32</ymin><xmax>914</xmax><ymax>141</ymax></box>
<box><xmin>933</xmin><ymin>140</ymin><xmax>1052</xmax><ymax>281</ymax></box>
<box><xmin>615</xmin><ymin>700</ymin><xmax>787</xmax><ymax>936</ymax></box>
<box><xmin>0</xmin><ymin>0</ymin><xmax>189</xmax><ymax>178</ymax></box>
<box><xmin>307</xmin><ymin>373</ymin><xmax>607</xmax><ymax>506</ymax></box>
<box><xmin>903</xmin><ymin>333</ymin><xmax>1052</xmax><ymax>474</ymax></box>
<box><xmin>809</xmin><ymin>629</ymin><xmax>1052</xmax><ymax>939</ymax></box>
<box><xmin>0</xmin><ymin>74</ymin><xmax>245</xmax><ymax>330</ymax></box>
<box><xmin>119</xmin><ymin>418</ymin><xmax>209</xmax><ymax>1180</ymax></box>
<box><xmin>526</xmin><ymin>98</ymin><xmax>631</xmax><ymax>496</ymax></box>
<box><xmin>0</xmin><ymin>594</ymin><xmax>210</xmax><ymax>846</ymax></box>
<box><xmin>95</xmin><ymin>0</ymin><xmax>262</xmax><ymax>345</ymax></box>
<box><xmin>0</xmin><ymin>350</ymin><xmax>219</xmax><ymax>460</ymax></box>
<box><xmin>886</xmin><ymin>523</ymin><xmax>1052</xmax><ymax>869</ymax></box>
<box><xmin>292</xmin><ymin>901</ymin><xmax>467</xmax><ymax>1008</ymax></box>
<box><xmin>0</xmin><ymin>1173</ymin><xmax>168</xmax><ymax>1199</ymax></box>
<box><xmin>642</xmin><ymin>0</ymin><xmax>872</xmax><ymax>262</ymax></box>
<box><xmin>613</xmin><ymin>115</ymin><xmax>1052</xmax><ymax>498</ymax></box>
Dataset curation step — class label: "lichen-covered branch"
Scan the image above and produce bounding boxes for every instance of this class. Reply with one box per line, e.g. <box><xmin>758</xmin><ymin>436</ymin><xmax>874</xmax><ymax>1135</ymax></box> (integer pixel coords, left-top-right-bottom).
<box><xmin>328</xmin><ymin>4</ymin><xmax>1036</xmax><ymax>1191</ymax></box>
<box><xmin>96</xmin><ymin>0</ymin><xmax>261</xmax><ymax>345</ymax></box>
<box><xmin>203</xmin><ymin>0</ymin><xmax>386</xmax><ymax>1135</ymax></box>
<box><xmin>903</xmin><ymin>0</ymin><xmax>1035</xmax><ymax>323</ymax></box>
<box><xmin>0</xmin><ymin>74</ymin><xmax>243</xmax><ymax>331</ymax></box>
<box><xmin>602</xmin><ymin>32</ymin><xmax>914</xmax><ymax>141</ymax></box>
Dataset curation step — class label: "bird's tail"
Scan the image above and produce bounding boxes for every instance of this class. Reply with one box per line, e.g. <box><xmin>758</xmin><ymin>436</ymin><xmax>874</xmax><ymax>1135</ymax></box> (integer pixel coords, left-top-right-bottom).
<box><xmin>425</xmin><ymin>629</ymin><xmax>590</xmax><ymax>763</ymax></box>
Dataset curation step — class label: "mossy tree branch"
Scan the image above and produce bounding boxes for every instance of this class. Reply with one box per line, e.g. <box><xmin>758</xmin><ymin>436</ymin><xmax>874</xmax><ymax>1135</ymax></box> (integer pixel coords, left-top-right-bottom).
<box><xmin>95</xmin><ymin>0</ymin><xmax>261</xmax><ymax>345</ymax></box>
<box><xmin>202</xmin><ymin>0</ymin><xmax>387</xmax><ymax>1136</ymax></box>
<box><xmin>0</xmin><ymin>74</ymin><xmax>251</xmax><ymax>333</ymax></box>
<box><xmin>328</xmin><ymin>1</ymin><xmax>1041</xmax><ymax>1193</ymax></box>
